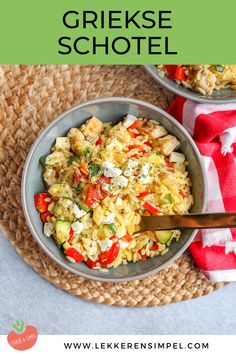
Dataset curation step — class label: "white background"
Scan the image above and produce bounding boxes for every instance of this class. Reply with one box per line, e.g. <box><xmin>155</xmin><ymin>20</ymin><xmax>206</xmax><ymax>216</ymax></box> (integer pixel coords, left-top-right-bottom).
<box><xmin>1</xmin><ymin>232</ymin><xmax>236</xmax><ymax>335</ymax></box>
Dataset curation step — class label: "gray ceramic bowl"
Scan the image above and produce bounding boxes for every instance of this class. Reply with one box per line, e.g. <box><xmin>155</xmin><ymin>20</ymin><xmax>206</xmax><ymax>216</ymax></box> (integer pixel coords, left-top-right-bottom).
<box><xmin>144</xmin><ymin>65</ymin><xmax>236</xmax><ymax>104</ymax></box>
<box><xmin>22</xmin><ymin>97</ymin><xmax>207</xmax><ymax>282</ymax></box>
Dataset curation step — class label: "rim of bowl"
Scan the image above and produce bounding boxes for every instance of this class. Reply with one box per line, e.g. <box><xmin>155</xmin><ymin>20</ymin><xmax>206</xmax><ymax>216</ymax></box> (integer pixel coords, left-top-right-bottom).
<box><xmin>21</xmin><ymin>96</ymin><xmax>207</xmax><ymax>282</ymax></box>
<box><xmin>144</xmin><ymin>65</ymin><xmax>236</xmax><ymax>104</ymax></box>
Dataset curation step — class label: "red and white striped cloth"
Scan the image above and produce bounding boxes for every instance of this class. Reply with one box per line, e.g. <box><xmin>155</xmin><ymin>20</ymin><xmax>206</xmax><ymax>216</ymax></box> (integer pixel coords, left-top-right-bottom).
<box><xmin>167</xmin><ymin>97</ymin><xmax>236</xmax><ymax>282</ymax></box>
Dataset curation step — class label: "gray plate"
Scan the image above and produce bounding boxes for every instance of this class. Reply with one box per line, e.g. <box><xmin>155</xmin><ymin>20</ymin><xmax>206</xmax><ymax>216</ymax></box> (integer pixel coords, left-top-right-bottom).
<box><xmin>21</xmin><ymin>97</ymin><xmax>207</xmax><ymax>282</ymax></box>
<box><xmin>144</xmin><ymin>65</ymin><xmax>236</xmax><ymax>104</ymax></box>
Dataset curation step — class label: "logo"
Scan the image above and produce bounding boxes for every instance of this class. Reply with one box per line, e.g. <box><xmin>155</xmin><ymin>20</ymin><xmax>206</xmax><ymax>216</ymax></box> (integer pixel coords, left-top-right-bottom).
<box><xmin>7</xmin><ymin>320</ymin><xmax>38</xmax><ymax>351</ymax></box>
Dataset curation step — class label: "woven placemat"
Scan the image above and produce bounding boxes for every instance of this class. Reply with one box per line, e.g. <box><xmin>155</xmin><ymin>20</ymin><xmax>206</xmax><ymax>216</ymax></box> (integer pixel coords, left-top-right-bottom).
<box><xmin>0</xmin><ymin>65</ymin><xmax>225</xmax><ymax>307</ymax></box>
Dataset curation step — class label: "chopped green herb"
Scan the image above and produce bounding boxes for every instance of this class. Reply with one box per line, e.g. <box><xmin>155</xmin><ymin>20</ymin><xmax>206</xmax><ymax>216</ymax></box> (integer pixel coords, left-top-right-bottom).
<box><xmin>164</xmin><ymin>193</ymin><xmax>173</xmax><ymax>203</ymax></box>
<box><xmin>108</xmin><ymin>223</ymin><xmax>117</xmax><ymax>234</ymax></box>
<box><xmin>69</xmin><ymin>155</ymin><xmax>79</xmax><ymax>164</ymax></box>
<box><xmin>89</xmin><ymin>164</ymin><xmax>101</xmax><ymax>178</ymax></box>
<box><xmin>83</xmin><ymin>147</ymin><xmax>90</xmax><ymax>156</ymax></box>
<box><xmin>39</xmin><ymin>155</ymin><xmax>47</xmax><ymax>167</ymax></box>
<box><xmin>215</xmin><ymin>65</ymin><xmax>224</xmax><ymax>73</ymax></box>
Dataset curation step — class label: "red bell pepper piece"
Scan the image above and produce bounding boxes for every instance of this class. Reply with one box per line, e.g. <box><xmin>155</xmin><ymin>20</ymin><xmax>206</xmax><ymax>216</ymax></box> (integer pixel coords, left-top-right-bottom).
<box><xmin>34</xmin><ymin>193</ymin><xmax>51</xmax><ymax>213</ymax></box>
<box><xmin>164</xmin><ymin>65</ymin><xmax>186</xmax><ymax>81</ymax></box>
<box><xmin>128</xmin><ymin>129</ymin><xmax>140</xmax><ymax>138</ymax></box>
<box><xmin>97</xmin><ymin>176</ymin><xmax>111</xmax><ymax>185</ymax></box>
<box><xmin>144</xmin><ymin>141</ymin><xmax>152</xmax><ymax>147</ymax></box>
<box><xmin>128</xmin><ymin>144</ymin><xmax>146</xmax><ymax>153</ymax></box>
<box><xmin>143</xmin><ymin>202</ymin><xmax>160</xmax><ymax>215</ymax></box>
<box><xmin>95</xmin><ymin>137</ymin><xmax>102</xmax><ymax>146</ymax></box>
<box><xmin>121</xmin><ymin>234</ymin><xmax>133</xmax><ymax>242</ymax></box>
<box><xmin>179</xmin><ymin>190</ymin><xmax>186</xmax><ymax>198</ymax></box>
<box><xmin>164</xmin><ymin>65</ymin><xmax>178</xmax><ymax>80</ymax></box>
<box><xmin>86</xmin><ymin>259</ymin><xmax>99</xmax><ymax>269</ymax></box>
<box><xmin>74</xmin><ymin>173</ymin><xmax>83</xmax><ymax>183</ymax></box>
<box><xmin>40</xmin><ymin>211</ymin><xmax>53</xmax><ymax>223</ymax></box>
<box><xmin>99</xmin><ymin>240</ymin><xmax>120</xmax><ymax>266</ymax></box>
<box><xmin>164</xmin><ymin>156</ymin><xmax>175</xmax><ymax>168</ymax></box>
<box><xmin>84</xmin><ymin>182</ymin><xmax>109</xmax><ymax>207</ymax></box>
<box><xmin>74</xmin><ymin>163</ymin><xmax>89</xmax><ymax>183</ymax></box>
<box><xmin>138</xmin><ymin>249</ymin><xmax>148</xmax><ymax>260</ymax></box>
<box><xmin>128</xmin><ymin>144</ymin><xmax>146</xmax><ymax>158</ymax></box>
<box><xmin>138</xmin><ymin>189</ymin><xmax>150</xmax><ymax>198</ymax></box>
<box><xmin>84</xmin><ymin>185</ymin><xmax>100</xmax><ymax>207</ymax></box>
<box><xmin>151</xmin><ymin>244</ymin><xmax>159</xmax><ymax>251</ymax></box>
<box><xmin>65</xmin><ymin>247</ymin><xmax>84</xmax><ymax>263</ymax></box>
<box><xmin>67</xmin><ymin>228</ymin><xmax>75</xmax><ymax>243</ymax></box>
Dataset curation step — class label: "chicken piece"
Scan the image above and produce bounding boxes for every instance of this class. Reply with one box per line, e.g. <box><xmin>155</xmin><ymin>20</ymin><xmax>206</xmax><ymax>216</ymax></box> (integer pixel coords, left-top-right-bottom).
<box><xmin>150</xmin><ymin>125</ymin><xmax>167</xmax><ymax>139</ymax></box>
<box><xmin>55</xmin><ymin>137</ymin><xmax>70</xmax><ymax>150</ymax></box>
<box><xmin>68</xmin><ymin>128</ymin><xmax>89</xmax><ymax>156</ymax></box>
<box><xmin>81</xmin><ymin>116</ymin><xmax>103</xmax><ymax>137</ymax></box>
<box><xmin>45</xmin><ymin>151</ymin><xmax>67</xmax><ymax>166</ymax></box>
<box><xmin>68</xmin><ymin>127</ymin><xmax>84</xmax><ymax>141</ymax></box>
<box><xmin>153</xmin><ymin>135</ymin><xmax>180</xmax><ymax>155</ymax></box>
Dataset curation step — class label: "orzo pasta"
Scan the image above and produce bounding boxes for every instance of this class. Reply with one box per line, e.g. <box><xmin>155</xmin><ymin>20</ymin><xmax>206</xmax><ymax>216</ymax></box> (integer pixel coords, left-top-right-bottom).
<box><xmin>34</xmin><ymin>115</ymin><xmax>193</xmax><ymax>270</ymax></box>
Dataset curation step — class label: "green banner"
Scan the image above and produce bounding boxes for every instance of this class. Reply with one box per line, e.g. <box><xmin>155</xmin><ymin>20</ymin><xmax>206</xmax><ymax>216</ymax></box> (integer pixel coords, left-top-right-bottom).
<box><xmin>0</xmin><ymin>0</ymin><xmax>235</xmax><ymax>64</ymax></box>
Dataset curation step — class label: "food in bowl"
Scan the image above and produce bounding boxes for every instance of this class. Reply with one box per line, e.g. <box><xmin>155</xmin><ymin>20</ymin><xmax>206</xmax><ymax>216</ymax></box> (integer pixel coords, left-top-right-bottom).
<box><xmin>157</xmin><ymin>65</ymin><xmax>236</xmax><ymax>96</ymax></box>
<box><xmin>34</xmin><ymin>115</ymin><xmax>194</xmax><ymax>271</ymax></box>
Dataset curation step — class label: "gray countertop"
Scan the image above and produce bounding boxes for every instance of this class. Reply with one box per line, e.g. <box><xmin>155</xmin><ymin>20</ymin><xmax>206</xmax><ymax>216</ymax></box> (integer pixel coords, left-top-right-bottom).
<box><xmin>1</xmin><ymin>232</ymin><xmax>235</xmax><ymax>335</ymax></box>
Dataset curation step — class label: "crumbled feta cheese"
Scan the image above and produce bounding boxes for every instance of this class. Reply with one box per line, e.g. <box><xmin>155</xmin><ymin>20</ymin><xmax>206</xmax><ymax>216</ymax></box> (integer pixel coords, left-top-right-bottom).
<box><xmin>111</xmin><ymin>175</ymin><xmax>128</xmax><ymax>188</ymax></box>
<box><xmin>71</xmin><ymin>221</ymin><xmax>84</xmax><ymax>234</ymax></box>
<box><xmin>139</xmin><ymin>175</ymin><xmax>152</xmax><ymax>184</ymax></box>
<box><xmin>123</xmin><ymin>114</ymin><xmax>137</xmax><ymax>128</ymax></box>
<box><xmin>98</xmin><ymin>239</ymin><xmax>113</xmax><ymax>252</ymax></box>
<box><xmin>169</xmin><ymin>152</ymin><xmax>185</xmax><ymax>164</ymax></box>
<box><xmin>150</xmin><ymin>126</ymin><xmax>167</xmax><ymax>138</ymax></box>
<box><xmin>102</xmin><ymin>161</ymin><xmax>122</xmax><ymax>177</ymax></box>
<box><xmin>103</xmin><ymin>214</ymin><xmax>115</xmax><ymax>224</ymax></box>
<box><xmin>128</xmin><ymin>159</ymin><xmax>139</xmax><ymax>169</ymax></box>
<box><xmin>123</xmin><ymin>159</ymin><xmax>139</xmax><ymax>177</ymax></box>
<box><xmin>73</xmin><ymin>204</ymin><xmax>86</xmax><ymax>219</ymax></box>
<box><xmin>141</xmin><ymin>163</ymin><xmax>149</xmax><ymax>175</ymax></box>
<box><xmin>44</xmin><ymin>222</ymin><xmax>54</xmax><ymax>237</ymax></box>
